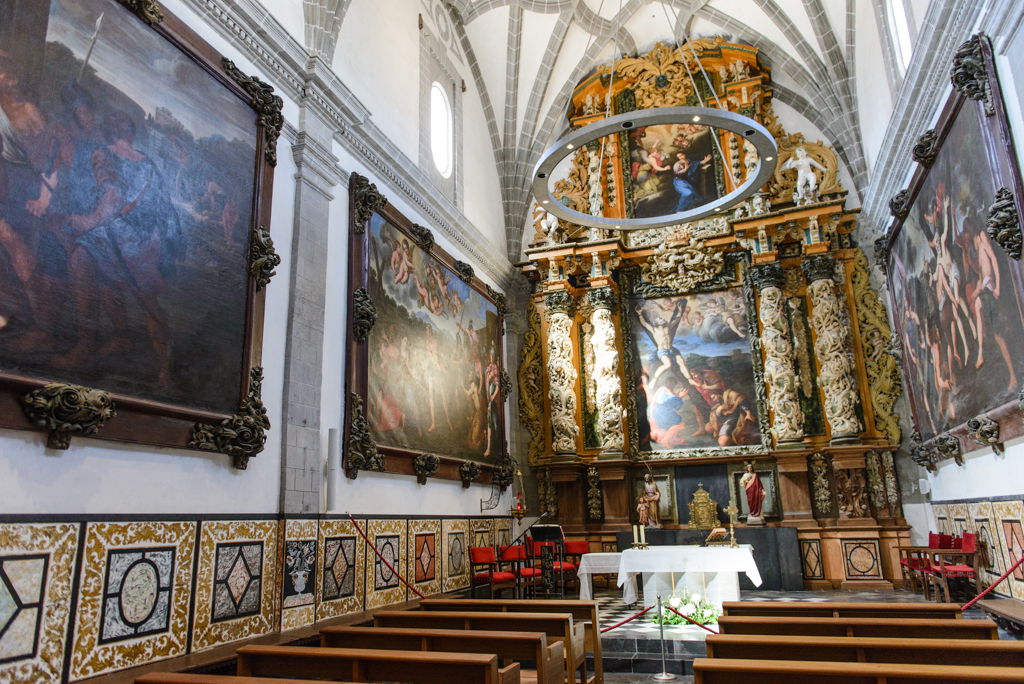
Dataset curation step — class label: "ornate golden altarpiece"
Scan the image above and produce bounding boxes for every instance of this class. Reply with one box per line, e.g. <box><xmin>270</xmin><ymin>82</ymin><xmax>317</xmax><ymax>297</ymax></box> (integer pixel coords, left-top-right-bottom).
<box><xmin>518</xmin><ymin>40</ymin><xmax>909</xmax><ymax>589</ymax></box>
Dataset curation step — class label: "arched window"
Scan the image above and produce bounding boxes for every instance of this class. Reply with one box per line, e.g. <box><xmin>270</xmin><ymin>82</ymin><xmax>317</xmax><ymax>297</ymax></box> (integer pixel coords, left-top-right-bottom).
<box><xmin>430</xmin><ymin>82</ymin><xmax>454</xmax><ymax>178</ymax></box>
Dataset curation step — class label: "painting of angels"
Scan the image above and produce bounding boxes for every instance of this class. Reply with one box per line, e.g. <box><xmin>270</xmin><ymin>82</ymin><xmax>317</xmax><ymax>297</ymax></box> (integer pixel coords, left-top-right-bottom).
<box><xmin>363</xmin><ymin>213</ymin><xmax>502</xmax><ymax>462</ymax></box>
<box><xmin>626</xmin><ymin>122</ymin><xmax>722</xmax><ymax>218</ymax></box>
<box><xmin>629</xmin><ymin>287</ymin><xmax>761</xmax><ymax>452</ymax></box>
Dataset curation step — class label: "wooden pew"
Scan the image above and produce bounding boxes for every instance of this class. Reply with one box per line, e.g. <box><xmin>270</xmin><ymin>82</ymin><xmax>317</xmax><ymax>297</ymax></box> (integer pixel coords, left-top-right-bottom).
<box><xmin>235</xmin><ymin>645</ymin><xmax>518</xmax><ymax>684</ymax></box>
<box><xmin>373</xmin><ymin>610</ymin><xmax>587</xmax><ymax>684</ymax></box>
<box><xmin>720</xmin><ymin>601</ymin><xmax>962</xmax><ymax>619</ymax></box>
<box><xmin>321</xmin><ymin>626</ymin><xmax>564</xmax><ymax>684</ymax></box>
<box><xmin>704</xmin><ymin>634</ymin><xmax>1024</xmax><ymax>666</ymax></box>
<box><xmin>692</xmin><ymin>657</ymin><xmax>1024</xmax><ymax>683</ymax></box>
<box><xmin>417</xmin><ymin>598</ymin><xmax>603</xmax><ymax>684</ymax></box>
<box><xmin>715</xmin><ymin>615</ymin><xmax>998</xmax><ymax>639</ymax></box>
<box><xmin>137</xmin><ymin>676</ymin><xmax>334</xmax><ymax>684</ymax></box>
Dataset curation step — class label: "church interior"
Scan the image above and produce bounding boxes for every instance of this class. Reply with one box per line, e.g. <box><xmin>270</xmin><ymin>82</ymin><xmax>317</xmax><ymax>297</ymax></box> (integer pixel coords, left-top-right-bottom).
<box><xmin>3</xmin><ymin>0</ymin><xmax>1024</xmax><ymax>681</ymax></box>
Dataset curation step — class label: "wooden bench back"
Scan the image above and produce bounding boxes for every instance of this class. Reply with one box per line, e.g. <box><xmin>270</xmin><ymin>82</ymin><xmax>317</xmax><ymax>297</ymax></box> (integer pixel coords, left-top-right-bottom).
<box><xmin>715</xmin><ymin>616</ymin><xmax>998</xmax><ymax>640</ymax></box>
<box><xmin>235</xmin><ymin>645</ymin><xmax>512</xmax><ymax>684</ymax></box>
<box><xmin>720</xmin><ymin>601</ymin><xmax>962</xmax><ymax>619</ymax></box>
<box><xmin>136</xmin><ymin>675</ymin><xmax>335</xmax><ymax>684</ymax></box>
<box><xmin>321</xmin><ymin>627</ymin><xmax>564</xmax><ymax>684</ymax></box>
<box><xmin>693</xmin><ymin>657</ymin><xmax>1024</xmax><ymax>683</ymax></box>
<box><xmin>705</xmin><ymin>634</ymin><xmax>1024</xmax><ymax>666</ymax></box>
<box><xmin>417</xmin><ymin>598</ymin><xmax>603</xmax><ymax>684</ymax></box>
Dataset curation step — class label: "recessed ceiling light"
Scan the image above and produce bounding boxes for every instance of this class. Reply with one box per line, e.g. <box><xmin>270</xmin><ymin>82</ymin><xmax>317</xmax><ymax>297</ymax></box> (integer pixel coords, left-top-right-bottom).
<box><xmin>765</xmin><ymin>156</ymin><xmax>774</xmax><ymax>161</ymax></box>
<box><xmin>567</xmin><ymin>143</ymin><xmax>574</xmax><ymax>149</ymax></box>
<box><xmin>692</xmin><ymin>115</ymin><xmax>701</xmax><ymax>122</ymax></box>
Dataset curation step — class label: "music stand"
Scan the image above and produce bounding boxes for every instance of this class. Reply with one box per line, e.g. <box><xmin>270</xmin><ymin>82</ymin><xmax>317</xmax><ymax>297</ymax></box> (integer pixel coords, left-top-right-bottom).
<box><xmin>532</xmin><ymin>525</ymin><xmax>566</xmax><ymax>598</ymax></box>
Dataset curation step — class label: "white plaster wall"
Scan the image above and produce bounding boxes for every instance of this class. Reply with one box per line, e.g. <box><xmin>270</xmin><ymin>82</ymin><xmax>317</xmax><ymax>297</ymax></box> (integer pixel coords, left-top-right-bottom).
<box><xmin>0</xmin><ymin>0</ymin><xmax>298</xmax><ymax>515</ymax></box>
<box><xmin>855</xmin><ymin>4</ymin><xmax>896</xmax><ymax>172</ymax></box>
<box><xmin>254</xmin><ymin>0</ymin><xmax>306</xmax><ymax>46</ymax></box>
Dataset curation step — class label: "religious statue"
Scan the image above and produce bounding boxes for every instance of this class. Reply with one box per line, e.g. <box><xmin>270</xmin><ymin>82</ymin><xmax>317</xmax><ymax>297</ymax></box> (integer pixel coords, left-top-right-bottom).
<box><xmin>740</xmin><ymin>462</ymin><xmax>767</xmax><ymax>525</ymax></box>
<box><xmin>636</xmin><ymin>472</ymin><xmax>661</xmax><ymax>527</ymax></box>
<box><xmin>537</xmin><ymin>207</ymin><xmax>565</xmax><ymax>244</ymax></box>
<box><xmin>781</xmin><ymin>146</ymin><xmax>826</xmax><ymax>205</ymax></box>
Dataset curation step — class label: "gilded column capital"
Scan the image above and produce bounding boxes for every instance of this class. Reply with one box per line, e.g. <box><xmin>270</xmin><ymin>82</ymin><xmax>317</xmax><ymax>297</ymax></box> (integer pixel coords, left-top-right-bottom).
<box><xmin>545</xmin><ymin>290</ymin><xmax>576</xmax><ymax>316</ymax></box>
<box><xmin>748</xmin><ymin>263</ymin><xmax>785</xmax><ymax>291</ymax></box>
<box><xmin>584</xmin><ymin>286</ymin><xmax>617</xmax><ymax>313</ymax></box>
<box><xmin>802</xmin><ymin>254</ymin><xmax>836</xmax><ymax>283</ymax></box>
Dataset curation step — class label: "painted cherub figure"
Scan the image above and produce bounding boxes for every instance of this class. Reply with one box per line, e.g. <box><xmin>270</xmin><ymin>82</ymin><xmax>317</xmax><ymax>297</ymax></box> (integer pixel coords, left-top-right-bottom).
<box><xmin>781</xmin><ymin>146</ymin><xmax>826</xmax><ymax>205</ymax></box>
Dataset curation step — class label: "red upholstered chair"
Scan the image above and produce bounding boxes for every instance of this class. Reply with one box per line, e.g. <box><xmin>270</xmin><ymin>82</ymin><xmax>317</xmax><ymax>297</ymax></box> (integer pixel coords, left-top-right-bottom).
<box><xmin>500</xmin><ymin>544</ymin><xmax>541</xmax><ymax>597</ymax></box>
<box><xmin>563</xmin><ymin>540</ymin><xmax>590</xmax><ymax>589</ymax></box>
<box><xmin>927</xmin><ymin>532</ymin><xmax>981</xmax><ymax>602</ymax></box>
<box><xmin>470</xmin><ymin>546</ymin><xmax>516</xmax><ymax>598</ymax></box>
<box><xmin>899</xmin><ymin>532</ymin><xmax>945</xmax><ymax>595</ymax></box>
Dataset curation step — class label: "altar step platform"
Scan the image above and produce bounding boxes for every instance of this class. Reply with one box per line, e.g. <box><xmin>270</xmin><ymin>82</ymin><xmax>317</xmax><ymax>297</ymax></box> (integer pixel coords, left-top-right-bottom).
<box><xmin>592</xmin><ymin>588</ymin><xmax>954</xmax><ymax>678</ymax></box>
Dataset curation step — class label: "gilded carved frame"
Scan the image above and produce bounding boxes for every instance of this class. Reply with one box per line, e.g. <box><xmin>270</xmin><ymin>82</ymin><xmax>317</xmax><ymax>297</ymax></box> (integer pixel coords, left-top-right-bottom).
<box><xmin>880</xmin><ymin>34</ymin><xmax>1024</xmax><ymax>464</ymax></box>
<box><xmin>0</xmin><ymin>0</ymin><xmax>280</xmax><ymax>467</ymax></box>
<box><xmin>344</xmin><ymin>173</ymin><xmax>509</xmax><ymax>484</ymax></box>
<box><xmin>621</xmin><ymin>253</ymin><xmax>772</xmax><ymax>461</ymax></box>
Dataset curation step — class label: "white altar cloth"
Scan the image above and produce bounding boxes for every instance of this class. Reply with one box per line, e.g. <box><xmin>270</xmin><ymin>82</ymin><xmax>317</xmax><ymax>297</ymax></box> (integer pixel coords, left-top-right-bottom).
<box><xmin>576</xmin><ymin>552</ymin><xmax>623</xmax><ymax>601</ymax></box>
<box><xmin>615</xmin><ymin>545</ymin><xmax>761</xmax><ymax>606</ymax></box>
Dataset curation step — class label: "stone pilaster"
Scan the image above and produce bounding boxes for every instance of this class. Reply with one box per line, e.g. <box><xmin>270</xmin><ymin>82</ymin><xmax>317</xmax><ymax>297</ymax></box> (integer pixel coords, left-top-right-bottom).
<box><xmin>544</xmin><ymin>290</ymin><xmax>579</xmax><ymax>455</ymax></box>
<box><xmin>750</xmin><ymin>264</ymin><xmax>804</xmax><ymax>446</ymax></box>
<box><xmin>584</xmin><ymin>287</ymin><xmax>624</xmax><ymax>453</ymax></box>
<box><xmin>803</xmin><ymin>255</ymin><xmax>863</xmax><ymax>443</ymax></box>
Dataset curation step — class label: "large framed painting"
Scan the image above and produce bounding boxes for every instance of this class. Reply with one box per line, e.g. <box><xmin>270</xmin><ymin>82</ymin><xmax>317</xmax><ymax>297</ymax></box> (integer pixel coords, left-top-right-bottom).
<box><xmin>624</xmin><ymin>264</ymin><xmax>769</xmax><ymax>459</ymax></box>
<box><xmin>345</xmin><ymin>174</ymin><xmax>507</xmax><ymax>483</ymax></box>
<box><xmin>626</xmin><ymin>122</ymin><xmax>723</xmax><ymax>218</ymax></box>
<box><xmin>883</xmin><ymin>34</ymin><xmax>1024</xmax><ymax>457</ymax></box>
<box><xmin>0</xmin><ymin>0</ymin><xmax>280</xmax><ymax>465</ymax></box>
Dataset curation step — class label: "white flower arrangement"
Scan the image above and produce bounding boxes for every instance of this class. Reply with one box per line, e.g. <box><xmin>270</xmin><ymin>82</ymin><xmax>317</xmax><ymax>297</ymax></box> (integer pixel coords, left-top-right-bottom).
<box><xmin>650</xmin><ymin>592</ymin><xmax>721</xmax><ymax>626</ymax></box>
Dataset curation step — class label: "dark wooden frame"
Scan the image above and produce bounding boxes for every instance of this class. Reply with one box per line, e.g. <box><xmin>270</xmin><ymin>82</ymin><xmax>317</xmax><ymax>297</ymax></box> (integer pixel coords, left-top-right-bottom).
<box><xmin>880</xmin><ymin>33</ymin><xmax>1024</xmax><ymax>459</ymax></box>
<box><xmin>344</xmin><ymin>173</ymin><xmax>506</xmax><ymax>483</ymax></box>
<box><xmin>0</xmin><ymin>0</ymin><xmax>279</xmax><ymax>466</ymax></box>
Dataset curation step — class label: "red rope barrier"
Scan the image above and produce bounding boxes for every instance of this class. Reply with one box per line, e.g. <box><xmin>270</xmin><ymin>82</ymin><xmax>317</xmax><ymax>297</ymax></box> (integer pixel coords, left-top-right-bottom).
<box><xmin>348</xmin><ymin>514</ymin><xmax>425</xmax><ymax>599</ymax></box>
<box><xmin>961</xmin><ymin>554</ymin><xmax>1024</xmax><ymax>611</ymax></box>
<box><xmin>600</xmin><ymin>604</ymin><xmax>655</xmax><ymax>633</ymax></box>
<box><xmin>665</xmin><ymin>605</ymin><xmax>720</xmax><ymax>634</ymax></box>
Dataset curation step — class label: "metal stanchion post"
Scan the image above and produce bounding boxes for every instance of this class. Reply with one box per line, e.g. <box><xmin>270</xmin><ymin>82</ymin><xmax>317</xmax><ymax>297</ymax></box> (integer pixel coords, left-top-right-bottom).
<box><xmin>652</xmin><ymin>595</ymin><xmax>676</xmax><ymax>681</ymax></box>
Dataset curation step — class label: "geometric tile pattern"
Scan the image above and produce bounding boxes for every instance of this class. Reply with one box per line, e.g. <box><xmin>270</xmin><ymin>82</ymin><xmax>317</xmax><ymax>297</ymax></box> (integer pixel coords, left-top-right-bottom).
<box><xmin>317</xmin><ymin>518</ymin><xmax>365</xmax><ymax>622</ymax></box>
<box><xmin>799</xmin><ymin>539</ymin><xmax>824</xmax><ymax>580</ymax></box>
<box><xmin>842</xmin><ymin>539</ymin><xmax>883</xmax><ymax>580</ymax></box>
<box><xmin>471</xmin><ymin>518</ymin><xmax>494</xmax><ymax>550</ymax></box>
<box><xmin>190</xmin><ymin>520</ymin><xmax>278</xmax><ymax>653</ymax></box>
<box><xmin>494</xmin><ymin>519</ymin><xmax>512</xmax><ymax>549</ymax></box>
<box><xmin>408</xmin><ymin>519</ymin><xmax>441</xmax><ymax>597</ymax></box>
<box><xmin>993</xmin><ymin>500</ymin><xmax>1024</xmax><ymax>599</ymax></box>
<box><xmin>281</xmin><ymin>519</ymin><xmax>317</xmax><ymax>632</ymax></box>
<box><xmin>364</xmin><ymin>519</ymin><xmax>406</xmax><ymax>610</ymax></box>
<box><xmin>99</xmin><ymin>547</ymin><xmax>175</xmax><ymax>643</ymax></box>
<box><xmin>211</xmin><ymin>542</ymin><xmax>263</xmax><ymax>622</ymax></box>
<box><xmin>442</xmin><ymin>519</ymin><xmax>470</xmax><ymax>593</ymax></box>
<box><xmin>70</xmin><ymin>521</ymin><xmax>195</xmax><ymax>680</ymax></box>
<box><xmin>0</xmin><ymin>523</ymin><xmax>77</xmax><ymax>683</ymax></box>
<box><xmin>0</xmin><ymin>554</ymin><xmax>48</xmax><ymax>663</ymax></box>
<box><xmin>968</xmin><ymin>500</ymin><xmax>1006</xmax><ymax>585</ymax></box>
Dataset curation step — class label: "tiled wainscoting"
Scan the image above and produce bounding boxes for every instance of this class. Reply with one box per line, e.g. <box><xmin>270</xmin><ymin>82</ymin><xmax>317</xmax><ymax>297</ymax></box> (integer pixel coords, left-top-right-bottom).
<box><xmin>0</xmin><ymin>514</ymin><xmax>513</xmax><ymax>681</ymax></box>
<box><xmin>931</xmin><ymin>496</ymin><xmax>1024</xmax><ymax>599</ymax></box>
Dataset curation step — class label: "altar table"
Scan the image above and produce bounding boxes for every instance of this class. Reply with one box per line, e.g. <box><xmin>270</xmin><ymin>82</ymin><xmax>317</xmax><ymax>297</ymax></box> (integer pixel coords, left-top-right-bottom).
<box><xmin>576</xmin><ymin>552</ymin><xmax>624</xmax><ymax>601</ymax></box>
<box><xmin>615</xmin><ymin>545</ymin><xmax>761</xmax><ymax>606</ymax></box>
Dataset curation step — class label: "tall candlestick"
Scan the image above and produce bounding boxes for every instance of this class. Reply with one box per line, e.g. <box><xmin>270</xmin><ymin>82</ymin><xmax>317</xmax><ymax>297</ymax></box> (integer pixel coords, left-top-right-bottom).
<box><xmin>632</xmin><ymin>525</ymin><xmax>639</xmax><ymax>546</ymax></box>
<box><xmin>639</xmin><ymin>525</ymin><xmax>646</xmax><ymax>545</ymax></box>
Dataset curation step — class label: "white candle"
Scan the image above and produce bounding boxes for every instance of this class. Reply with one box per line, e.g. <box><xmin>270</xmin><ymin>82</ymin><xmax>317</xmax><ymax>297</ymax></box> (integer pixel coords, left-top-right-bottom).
<box><xmin>639</xmin><ymin>525</ymin><xmax>646</xmax><ymax>545</ymax></box>
<box><xmin>632</xmin><ymin>525</ymin><xmax>639</xmax><ymax>545</ymax></box>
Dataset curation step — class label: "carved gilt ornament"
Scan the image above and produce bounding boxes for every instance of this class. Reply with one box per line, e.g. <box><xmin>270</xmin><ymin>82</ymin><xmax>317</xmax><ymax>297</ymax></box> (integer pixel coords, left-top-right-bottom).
<box><xmin>249</xmin><ymin>225</ymin><xmax>281</xmax><ymax>290</ymax></box>
<box><xmin>21</xmin><ymin>383</ymin><xmax>116</xmax><ymax>450</ymax></box>
<box><xmin>222</xmin><ymin>59</ymin><xmax>283</xmax><ymax>167</ymax></box>
<box><xmin>985</xmin><ymin>187</ymin><xmax>1021</xmax><ymax>260</ymax></box>
<box><xmin>459</xmin><ymin>460</ymin><xmax>480</xmax><ymax>488</ymax></box>
<box><xmin>189</xmin><ymin>367</ymin><xmax>270</xmax><ymax>469</ymax></box>
<box><xmin>641</xmin><ymin>231</ymin><xmax>724</xmax><ymax>292</ymax></box>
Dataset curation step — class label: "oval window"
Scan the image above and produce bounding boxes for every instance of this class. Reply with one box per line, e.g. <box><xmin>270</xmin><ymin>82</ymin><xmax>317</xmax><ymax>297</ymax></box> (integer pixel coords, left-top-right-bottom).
<box><xmin>430</xmin><ymin>82</ymin><xmax>453</xmax><ymax>178</ymax></box>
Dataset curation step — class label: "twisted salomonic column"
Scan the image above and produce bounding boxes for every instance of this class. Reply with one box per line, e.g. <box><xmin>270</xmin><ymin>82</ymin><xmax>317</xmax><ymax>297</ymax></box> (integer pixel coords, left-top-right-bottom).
<box><xmin>544</xmin><ymin>290</ymin><xmax>580</xmax><ymax>454</ymax></box>
<box><xmin>585</xmin><ymin>287</ymin><xmax>624</xmax><ymax>452</ymax></box>
<box><xmin>803</xmin><ymin>255</ymin><xmax>862</xmax><ymax>443</ymax></box>
<box><xmin>750</xmin><ymin>263</ymin><xmax>804</xmax><ymax>446</ymax></box>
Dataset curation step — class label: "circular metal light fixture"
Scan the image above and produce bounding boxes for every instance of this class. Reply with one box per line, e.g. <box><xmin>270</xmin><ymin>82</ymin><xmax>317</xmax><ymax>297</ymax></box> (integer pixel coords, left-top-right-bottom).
<box><xmin>531</xmin><ymin>106</ymin><xmax>778</xmax><ymax>231</ymax></box>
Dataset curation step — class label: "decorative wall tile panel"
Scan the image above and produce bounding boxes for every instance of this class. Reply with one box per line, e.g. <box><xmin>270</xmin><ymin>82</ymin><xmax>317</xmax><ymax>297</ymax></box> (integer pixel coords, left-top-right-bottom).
<box><xmin>442</xmin><ymin>519</ymin><xmax>469</xmax><ymax>592</ymax></box>
<box><xmin>800</xmin><ymin>539</ymin><xmax>824</xmax><ymax>580</ymax></box>
<box><xmin>0</xmin><ymin>523</ymin><xmax>76</xmax><ymax>683</ymax></box>
<box><xmin>364</xmin><ymin>520</ymin><xmax>407</xmax><ymax>610</ymax></box>
<box><xmin>317</xmin><ymin>519</ymin><xmax>365</xmax><ymax>622</ymax></box>
<box><xmin>69</xmin><ymin>522</ymin><xmax>195</xmax><ymax>680</ymax></box>
<box><xmin>407</xmin><ymin>519</ymin><xmax>440</xmax><ymax>597</ymax></box>
<box><xmin>494</xmin><ymin>519</ymin><xmax>513</xmax><ymax>548</ymax></box>
<box><xmin>281</xmin><ymin>519</ymin><xmax>316</xmax><ymax>631</ymax></box>
<box><xmin>947</xmin><ymin>503</ymin><xmax>969</xmax><ymax>537</ymax></box>
<box><xmin>993</xmin><ymin>500</ymin><xmax>1024</xmax><ymax>599</ymax></box>
<box><xmin>841</xmin><ymin>539</ymin><xmax>883</xmax><ymax>580</ymax></box>
<box><xmin>471</xmin><ymin>518</ymin><xmax>494</xmax><ymax>550</ymax></box>
<box><xmin>968</xmin><ymin>501</ymin><xmax>1006</xmax><ymax>585</ymax></box>
<box><xmin>191</xmin><ymin>521</ymin><xmax>278</xmax><ymax>652</ymax></box>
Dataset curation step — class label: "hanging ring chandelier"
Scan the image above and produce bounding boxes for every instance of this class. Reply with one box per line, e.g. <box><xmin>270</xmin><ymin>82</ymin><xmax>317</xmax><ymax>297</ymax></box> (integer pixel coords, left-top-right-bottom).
<box><xmin>531</xmin><ymin>106</ymin><xmax>777</xmax><ymax>231</ymax></box>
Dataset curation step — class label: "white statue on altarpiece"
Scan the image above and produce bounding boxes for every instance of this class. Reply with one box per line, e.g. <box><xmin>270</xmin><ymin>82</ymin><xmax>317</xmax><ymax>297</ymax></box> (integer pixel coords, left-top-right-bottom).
<box><xmin>781</xmin><ymin>146</ymin><xmax>826</xmax><ymax>205</ymax></box>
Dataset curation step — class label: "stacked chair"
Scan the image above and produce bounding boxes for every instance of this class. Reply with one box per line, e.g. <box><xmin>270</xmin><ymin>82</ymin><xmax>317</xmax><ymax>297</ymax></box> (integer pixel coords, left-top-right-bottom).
<box><xmin>898</xmin><ymin>532</ymin><xmax>982</xmax><ymax>601</ymax></box>
<box><xmin>132</xmin><ymin>596</ymin><xmax>604</xmax><ymax>684</ymax></box>
<box><xmin>693</xmin><ymin>600</ymin><xmax>1024</xmax><ymax>682</ymax></box>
